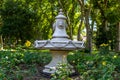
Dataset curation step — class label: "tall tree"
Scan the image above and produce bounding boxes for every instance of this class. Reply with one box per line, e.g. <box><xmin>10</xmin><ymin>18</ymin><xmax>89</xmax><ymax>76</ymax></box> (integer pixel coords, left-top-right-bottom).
<box><xmin>0</xmin><ymin>16</ymin><xmax>3</xmax><ymax>49</ymax></box>
<box><xmin>77</xmin><ymin>0</ymin><xmax>93</xmax><ymax>52</ymax></box>
<box><xmin>116</xmin><ymin>22</ymin><xmax>120</xmax><ymax>51</ymax></box>
<box><xmin>77</xmin><ymin>0</ymin><xmax>84</xmax><ymax>41</ymax></box>
<box><xmin>0</xmin><ymin>0</ymin><xmax>38</xmax><ymax>45</ymax></box>
<box><xmin>92</xmin><ymin>0</ymin><xmax>120</xmax><ymax>49</ymax></box>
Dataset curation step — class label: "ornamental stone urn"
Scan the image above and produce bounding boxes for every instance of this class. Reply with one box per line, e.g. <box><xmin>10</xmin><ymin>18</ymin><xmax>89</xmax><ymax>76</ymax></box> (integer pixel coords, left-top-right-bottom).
<box><xmin>34</xmin><ymin>9</ymin><xmax>84</xmax><ymax>74</ymax></box>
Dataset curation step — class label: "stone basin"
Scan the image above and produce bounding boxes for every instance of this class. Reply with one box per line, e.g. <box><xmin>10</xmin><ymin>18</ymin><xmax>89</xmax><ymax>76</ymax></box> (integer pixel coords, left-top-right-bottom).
<box><xmin>34</xmin><ymin>40</ymin><xmax>84</xmax><ymax>50</ymax></box>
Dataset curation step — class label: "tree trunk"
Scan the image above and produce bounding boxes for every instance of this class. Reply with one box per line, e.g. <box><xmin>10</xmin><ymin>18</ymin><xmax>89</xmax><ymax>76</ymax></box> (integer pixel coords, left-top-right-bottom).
<box><xmin>77</xmin><ymin>0</ymin><xmax>92</xmax><ymax>52</ymax></box>
<box><xmin>90</xmin><ymin>19</ymin><xmax>95</xmax><ymax>51</ymax></box>
<box><xmin>85</xmin><ymin>8</ymin><xmax>92</xmax><ymax>52</ymax></box>
<box><xmin>116</xmin><ymin>22</ymin><xmax>120</xmax><ymax>51</ymax></box>
<box><xmin>77</xmin><ymin>4</ymin><xmax>84</xmax><ymax>41</ymax></box>
<box><xmin>77</xmin><ymin>0</ymin><xmax>84</xmax><ymax>41</ymax></box>
<box><xmin>0</xmin><ymin>35</ymin><xmax>3</xmax><ymax>50</ymax></box>
<box><xmin>118</xmin><ymin>22</ymin><xmax>120</xmax><ymax>51</ymax></box>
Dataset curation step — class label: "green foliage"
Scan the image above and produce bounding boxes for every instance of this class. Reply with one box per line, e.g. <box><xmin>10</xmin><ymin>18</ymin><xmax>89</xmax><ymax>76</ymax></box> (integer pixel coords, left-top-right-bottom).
<box><xmin>95</xmin><ymin>27</ymin><xmax>109</xmax><ymax>48</ymax></box>
<box><xmin>99</xmin><ymin>43</ymin><xmax>109</xmax><ymax>54</ymax></box>
<box><xmin>0</xmin><ymin>0</ymin><xmax>83</xmax><ymax>42</ymax></box>
<box><xmin>51</xmin><ymin>63</ymin><xmax>72</xmax><ymax>80</ymax></box>
<box><xmin>68</xmin><ymin>51</ymin><xmax>84</xmax><ymax>65</ymax></box>
<box><xmin>92</xmin><ymin>0</ymin><xmax>120</xmax><ymax>49</ymax></box>
<box><xmin>0</xmin><ymin>48</ymin><xmax>120</xmax><ymax>80</ymax></box>
<box><xmin>0</xmin><ymin>50</ymin><xmax>51</xmax><ymax>79</ymax></box>
<box><xmin>24</xmin><ymin>51</ymin><xmax>51</xmax><ymax>65</ymax></box>
<box><xmin>0</xmin><ymin>0</ymin><xmax>39</xmax><ymax>44</ymax></box>
<box><xmin>0</xmin><ymin>0</ymin><xmax>120</xmax><ymax>51</ymax></box>
<box><xmin>68</xmin><ymin>50</ymin><xmax>120</xmax><ymax>80</ymax></box>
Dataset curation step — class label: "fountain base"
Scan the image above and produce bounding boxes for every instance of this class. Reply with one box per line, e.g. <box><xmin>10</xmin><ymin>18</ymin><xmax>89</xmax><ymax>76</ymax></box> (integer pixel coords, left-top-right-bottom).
<box><xmin>43</xmin><ymin>50</ymin><xmax>75</xmax><ymax>74</ymax></box>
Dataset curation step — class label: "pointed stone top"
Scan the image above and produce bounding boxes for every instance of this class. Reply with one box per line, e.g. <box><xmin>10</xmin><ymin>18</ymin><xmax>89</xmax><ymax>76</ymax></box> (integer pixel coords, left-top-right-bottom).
<box><xmin>55</xmin><ymin>9</ymin><xmax>67</xmax><ymax>19</ymax></box>
<box><xmin>59</xmin><ymin>9</ymin><xmax>63</xmax><ymax>15</ymax></box>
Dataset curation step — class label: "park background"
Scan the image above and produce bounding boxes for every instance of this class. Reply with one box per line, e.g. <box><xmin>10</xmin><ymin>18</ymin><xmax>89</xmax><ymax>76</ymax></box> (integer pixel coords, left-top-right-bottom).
<box><xmin>0</xmin><ymin>0</ymin><xmax>120</xmax><ymax>80</ymax></box>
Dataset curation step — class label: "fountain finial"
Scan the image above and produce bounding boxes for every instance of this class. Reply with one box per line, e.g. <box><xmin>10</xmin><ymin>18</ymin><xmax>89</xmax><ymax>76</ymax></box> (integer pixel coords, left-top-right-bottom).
<box><xmin>55</xmin><ymin>9</ymin><xmax>66</xmax><ymax>19</ymax></box>
<box><xmin>59</xmin><ymin>9</ymin><xmax>63</xmax><ymax>15</ymax></box>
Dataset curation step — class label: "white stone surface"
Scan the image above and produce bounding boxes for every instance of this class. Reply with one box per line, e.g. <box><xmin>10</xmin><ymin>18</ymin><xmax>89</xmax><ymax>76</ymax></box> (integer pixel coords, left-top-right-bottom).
<box><xmin>34</xmin><ymin>40</ymin><xmax>84</xmax><ymax>50</ymax></box>
<box><xmin>43</xmin><ymin>50</ymin><xmax>69</xmax><ymax>73</ymax></box>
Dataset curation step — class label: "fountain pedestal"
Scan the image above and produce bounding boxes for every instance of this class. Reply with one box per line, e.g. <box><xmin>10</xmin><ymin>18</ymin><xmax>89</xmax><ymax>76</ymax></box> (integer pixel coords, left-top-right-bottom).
<box><xmin>43</xmin><ymin>50</ymin><xmax>69</xmax><ymax>73</ymax></box>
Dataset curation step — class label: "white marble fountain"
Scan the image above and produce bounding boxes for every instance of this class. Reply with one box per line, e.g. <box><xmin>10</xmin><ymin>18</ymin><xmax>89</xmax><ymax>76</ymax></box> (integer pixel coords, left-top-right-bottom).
<box><xmin>34</xmin><ymin>9</ymin><xmax>84</xmax><ymax>74</ymax></box>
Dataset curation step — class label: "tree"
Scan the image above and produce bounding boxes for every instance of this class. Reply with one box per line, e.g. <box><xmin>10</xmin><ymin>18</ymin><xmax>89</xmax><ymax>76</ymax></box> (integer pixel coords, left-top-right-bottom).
<box><xmin>92</xmin><ymin>0</ymin><xmax>120</xmax><ymax>49</ymax></box>
<box><xmin>0</xmin><ymin>15</ymin><xmax>3</xmax><ymax>49</ymax></box>
<box><xmin>0</xmin><ymin>0</ymin><xmax>39</xmax><ymax>45</ymax></box>
<box><xmin>116</xmin><ymin>22</ymin><xmax>120</xmax><ymax>51</ymax></box>
<box><xmin>77</xmin><ymin>0</ymin><xmax>93</xmax><ymax>52</ymax></box>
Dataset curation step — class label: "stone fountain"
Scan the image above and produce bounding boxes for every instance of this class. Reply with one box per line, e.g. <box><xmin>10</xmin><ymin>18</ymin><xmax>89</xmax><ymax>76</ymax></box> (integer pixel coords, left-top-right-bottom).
<box><xmin>34</xmin><ymin>9</ymin><xmax>84</xmax><ymax>74</ymax></box>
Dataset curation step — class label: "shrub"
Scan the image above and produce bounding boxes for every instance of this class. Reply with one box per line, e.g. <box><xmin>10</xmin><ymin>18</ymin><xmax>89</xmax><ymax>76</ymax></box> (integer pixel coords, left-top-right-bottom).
<box><xmin>67</xmin><ymin>50</ymin><xmax>120</xmax><ymax>80</ymax></box>
<box><xmin>0</xmin><ymin>49</ymin><xmax>51</xmax><ymax>79</ymax></box>
<box><xmin>51</xmin><ymin>63</ymin><xmax>72</xmax><ymax>80</ymax></box>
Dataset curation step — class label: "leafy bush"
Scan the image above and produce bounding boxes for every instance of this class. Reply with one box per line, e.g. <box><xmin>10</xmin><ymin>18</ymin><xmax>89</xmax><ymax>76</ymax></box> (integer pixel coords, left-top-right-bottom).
<box><xmin>99</xmin><ymin>43</ymin><xmax>109</xmax><ymax>54</ymax></box>
<box><xmin>0</xmin><ymin>49</ymin><xmax>51</xmax><ymax>79</ymax></box>
<box><xmin>68</xmin><ymin>50</ymin><xmax>120</xmax><ymax>80</ymax></box>
<box><xmin>24</xmin><ymin>51</ymin><xmax>51</xmax><ymax>65</ymax></box>
<box><xmin>51</xmin><ymin>63</ymin><xmax>72</xmax><ymax>80</ymax></box>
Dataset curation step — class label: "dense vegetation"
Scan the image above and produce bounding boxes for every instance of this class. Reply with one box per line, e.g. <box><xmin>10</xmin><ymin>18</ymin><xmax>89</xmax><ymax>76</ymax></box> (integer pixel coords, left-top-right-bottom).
<box><xmin>0</xmin><ymin>47</ymin><xmax>120</xmax><ymax>79</ymax></box>
<box><xmin>0</xmin><ymin>0</ymin><xmax>120</xmax><ymax>51</ymax></box>
<box><xmin>0</xmin><ymin>49</ymin><xmax>51</xmax><ymax>79</ymax></box>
